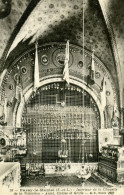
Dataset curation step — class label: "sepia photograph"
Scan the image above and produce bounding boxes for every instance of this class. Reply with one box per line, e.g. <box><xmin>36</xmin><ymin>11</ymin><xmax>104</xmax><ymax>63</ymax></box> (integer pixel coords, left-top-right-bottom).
<box><xmin>0</xmin><ymin>0</ymin><xmax>124</xmax><ymax>194</ymax></box>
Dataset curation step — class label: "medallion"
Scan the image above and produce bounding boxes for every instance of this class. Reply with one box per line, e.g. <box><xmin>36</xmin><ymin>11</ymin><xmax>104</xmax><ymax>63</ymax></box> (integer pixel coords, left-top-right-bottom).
<box><xmin>41</xmin><ymin>55</ymin><xmax>49</xmax><ymax>66</ymax></box>
<box><xmin>52</xmin><ymin>48</ymin><xmax>73</xmax><ymax>67</ymax></box>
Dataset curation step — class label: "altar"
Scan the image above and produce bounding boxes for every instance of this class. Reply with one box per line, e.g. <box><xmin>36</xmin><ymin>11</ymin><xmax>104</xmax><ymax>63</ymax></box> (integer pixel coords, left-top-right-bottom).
<box><xmin>0</xmin><ymin>162</ymin><xmax>20</xmax><ymax>188</ymax></box>
<box><xmin>44</xmin><ymin>163</ymin><xmax>98</xmax><ymax>177</ymax></box>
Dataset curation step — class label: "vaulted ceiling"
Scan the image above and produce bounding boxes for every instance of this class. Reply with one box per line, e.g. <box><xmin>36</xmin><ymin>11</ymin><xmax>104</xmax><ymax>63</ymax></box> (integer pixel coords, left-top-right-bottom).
<box><xmin>0</xmin><ymin>0</ymin><xmax>31</xmax><ymax>59</ymax></box>
<box><xmin>0</xmin><ymin>0</ymin><xmax>124</xmax><ymax>107</ymax></box>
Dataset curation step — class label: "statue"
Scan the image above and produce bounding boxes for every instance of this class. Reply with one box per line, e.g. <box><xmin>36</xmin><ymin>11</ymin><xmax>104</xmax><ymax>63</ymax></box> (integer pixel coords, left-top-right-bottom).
<box><xmin>111</xmin><ymin>105</ymin><xmax>119</xmax><ymax>128</ymax></box>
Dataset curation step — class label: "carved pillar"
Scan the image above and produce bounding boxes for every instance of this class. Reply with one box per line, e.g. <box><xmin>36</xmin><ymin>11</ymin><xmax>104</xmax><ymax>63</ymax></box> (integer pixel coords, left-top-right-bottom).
<box><xmin>120</xmin><ymin>108</ymin><xmax>124</xmax><ymax>145</ymax></box>
<box><xmin>120</xmin><ymin>108</ymin><xmax>124</xmax><ymax>131</ymax></box>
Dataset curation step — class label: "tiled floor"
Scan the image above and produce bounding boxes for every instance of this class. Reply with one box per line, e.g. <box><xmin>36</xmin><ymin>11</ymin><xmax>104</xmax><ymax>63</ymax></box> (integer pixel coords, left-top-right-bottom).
<box><xmin>21</xmin><ymin>175</ymin><xmax>109</xmax><ymax>187</ymax></box>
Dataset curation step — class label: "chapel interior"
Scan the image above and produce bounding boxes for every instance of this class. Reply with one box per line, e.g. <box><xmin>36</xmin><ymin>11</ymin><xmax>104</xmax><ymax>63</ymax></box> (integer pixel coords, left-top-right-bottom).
<box><xmin>0</xmin><ymin>0</ymin><xmax>124</xmax><ymax>188</ymax></box>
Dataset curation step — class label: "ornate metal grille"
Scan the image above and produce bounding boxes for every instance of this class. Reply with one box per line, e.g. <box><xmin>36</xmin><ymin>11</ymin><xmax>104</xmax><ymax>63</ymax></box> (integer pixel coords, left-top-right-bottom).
<box><xmin>22</xmin><ymin>83</ymin><xmax>100</xmax><ymax>163</ymax></box>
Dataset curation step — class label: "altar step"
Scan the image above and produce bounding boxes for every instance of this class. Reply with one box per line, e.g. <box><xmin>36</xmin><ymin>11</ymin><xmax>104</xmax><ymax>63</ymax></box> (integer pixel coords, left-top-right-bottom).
<box><xmin>92</xmin><ymin>173</ymin><xmax>116</xmax><ymax>187</ymax></box>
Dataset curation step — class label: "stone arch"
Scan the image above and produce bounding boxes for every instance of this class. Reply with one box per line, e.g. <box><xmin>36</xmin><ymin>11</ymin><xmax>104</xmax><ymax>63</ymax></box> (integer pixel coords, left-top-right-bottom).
<box><xmin>15</xmin><ymin>76</ymin><xmax>104</xmax><ymax>129</ymax></box>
